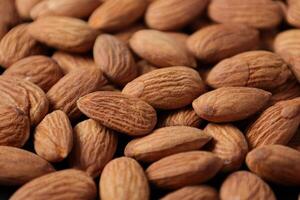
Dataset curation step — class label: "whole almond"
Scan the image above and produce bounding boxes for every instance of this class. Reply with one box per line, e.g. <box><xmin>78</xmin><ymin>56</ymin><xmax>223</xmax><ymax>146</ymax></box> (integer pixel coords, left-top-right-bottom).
<box><xmin>220</xmin><ymin>171</ymin><xmax>276</xmax><ymax>200</ymax></box>
<box><xmin>187</xmin><ymin>24</ymin><xmax>259</xmax><ymax>63</ymax></box>
<box><xmin>10</xmin><ymin>169</ymin><xmax>97</xmax><ymax>200</ymax></box>
<box><xmin>123</xmin><ymin>66</ymin><xmax>206</xmax><ymax>109</ymax></box>
<box><xmin>93</xmin><ymin>34</ymin><xmax>137</xmax><ymax>86</ymax></box>
<box><xmin>34</xmin><ymin>110</ymin><xmax>73</xmax><ymax>163</ymax></box>
<box><xmin>129</xmin><ymin>30</ymin><xmax>196</xmax><ymax>68</ymax></box>
<box><xmin>77</xmin><ymin>91</ymin><xmax>157</xmax><ymax>136</ymax></box>
<box><xmin>15</xmin><ymin>0</ymin><xmax>41</xmax><ymax>19</ymax></box>
<box><xmin>246</xmin><ymin>145</ymin><xmax>300</xmax><ymax>186</ymax></box>
<box><xmin>192</xmin><ymin>87</ymin><xmax>271</xmax><ymax>122</ymax></box>
<box><xmin>146</xmin><ymin>151</ymin><xmax>223</xmax><ymax>189</ymax></box>
<box><xmin>124</xmin><ymin>126</ymin><xmax>211</xmax><ymax>162</ymax></box>
<box><xmin>28</xmin><ymin>16</ymin><xmax>99</xmax><ymax>53</ymax></box>
<box><xmin>204</xmin><ymin>123</ymin><xmax>248</xmax><ymax>172</ymax></box>
<box><xmin>69</xmin><ymin>119</ymin><xmax>118</xmax><ymax>177</ymax></box>
<box><xmin>0</xmin><ymin>146</ymin><xmax>54</xmax><ymax>185</ymax></box>
<box><xmin>145</xmin><ymin>0</ymin><xmax>209</xmax><ymax>31</ymax></box>
<box><xmin>100</xmin><ymin>157</ymin><xmax>150</xmax><ymax>200</ymax></box>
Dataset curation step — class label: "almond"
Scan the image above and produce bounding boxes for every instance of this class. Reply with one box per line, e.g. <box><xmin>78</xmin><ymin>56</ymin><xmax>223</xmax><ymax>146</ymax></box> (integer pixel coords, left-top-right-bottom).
<box><xmin>0</xmin><ymin>146</ymin><xmax>54</xmax><ymax>185</ymax></box>
<box><xmin>286</xmin><ymin>1</ymin><xmax>300</xmax><ymax>28</ymax></box>
<box><xmin>122</xmin><ymin>66</ymin><xmax>206</xmax><ymax>109</ymax></box>
<box><xmin>124</xmin><ymin>126</ymin><xmax>211</xmax><ymax>162</ymax></box>
<box><xmin>220</xmin><ymin>171</ymin><xmax>276</xmax><ymax>200</ymax></box>
<box><xmin>246</xmin><ymin>145</ymin><xmax>300</xmax><ymax>186</ymax></box>
<box><xmin>100</xmin><ymin>157</ymin><xmax>150</xmax><ymax>200</ymax></box>
<box><xmin>10</xmin><ymin>169</ymin><xmax>97</xmax><ymax>200</ymax></box>
<box><xmin>15</xmin><ymin>0</ymin><xmax>41</xmax><ymax>19</ymax></box>
<box><xmin>69</xmin><ymin>119</ymin><xmax>118</xmax><ymax>178</ymax></box>
<box><xmin>77</xmin><ymin>91</ymin><xmax>157</xmax><ymax>136</ymax></box>
<box><xmin>193</xmin><ymin>87</ymin><xmax>271</xmax><ymax>122</ymax></box>
<box><xmin>146</xmin><ymin>151</ymin><xmax>223</xmax><ymax>189</ymax></box>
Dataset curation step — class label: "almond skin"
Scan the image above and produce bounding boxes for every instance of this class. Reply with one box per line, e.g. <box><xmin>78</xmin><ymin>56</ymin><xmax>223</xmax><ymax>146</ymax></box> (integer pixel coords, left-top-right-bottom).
<box><xmin>100</xmin><ymin>157</ymin><xmax>150</xmax><ymax>200</ymax></box>
<box><xmin>10</xmin><ymin>169</ymin><xmax>97</xmax><ymax>200</ymax></box>
<box><xmin>69</xmin><ymin>119</ymin><xmax>118</xmax><ymax>178</ymax></box>
<box><xmin>246</xmin><ymin>145</ymin><xmax>300</xmax><ymax>186</ymax></box>
<box><xmin>28</xmin><ymin>16</ymin><xmax>99</xmax><ymax>53</ymax></box>
<box><xmin>192</xmin><ymin>87</ymin><xmax>271</xmax><ymax>122</ymax></box>
<box><xmin>286</xmin><ymin>1</ymin><xmax>300</xmax><ymax>28</ymax></box>
<box><xmin>146</xmin><ymin>151</ymin><xmax>223</xmax><ymax>189</ymax></box>
<box><xmin>122</xmin><ymin>66</ymin><xmax>206</xmax><ymax>109</ymax></box>
<box><xmin>93</xmin><ymin>34</ymin><xmax>137</xmax><ymax>86</ymax></box>
<box><xmin>34</xmin><ymin>110</ymin><xmax>73</xmax><ymax>163</ymax></box>
<box><xmin>129</xmin><ymin>30</ymin><xmax>196</xmax><ymax>68</ymax></box>
<box><xmin>220</xmin><ymin>171</ymin><xmax>276</xmax><ymax>200</ymax></box>
<box><xmin>0</xmin><ymin>0</ymin><xmax>20</xmax><ymax>39</ymax></box>
<box><xmin>77</xmin><ymin>91</ymin><xmax>157</xmax><ymax>136</ymax></box>
<box><xmin>145</xmin><ymin>0</ymin><xmax>209</xmax><ymax>31</ymax></box>
<box><xmin>124</xmin><ymin>126</ymin><xmax>211</xmax><ymax>162</ymax></box>
<box><xmin>187</xmin><ymin>24</ymin><xmax>259</xmax><ymax>63</ymax></box>
<box><xmin>15</xmin><ymin>0</ymin><xmax>41</xmax><ymax>19</ymax></box>
<box><xmin>0</xmin><ymin>146</ymin><xmax>54</xmax><ymax>185</ymax></box>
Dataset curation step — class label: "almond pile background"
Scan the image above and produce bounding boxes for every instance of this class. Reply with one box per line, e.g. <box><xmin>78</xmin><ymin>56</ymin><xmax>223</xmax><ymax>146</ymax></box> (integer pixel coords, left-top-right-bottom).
<box><xmin>0</xmin><ymin>0</ymin><xmax>300</xmax><ymax>200</ymax></box>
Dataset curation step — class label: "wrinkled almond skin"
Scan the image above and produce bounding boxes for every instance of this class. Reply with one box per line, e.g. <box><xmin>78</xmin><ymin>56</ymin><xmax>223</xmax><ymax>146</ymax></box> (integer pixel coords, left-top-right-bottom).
<box><xmin>34</xmin><ymin>110</ymin><xmax>73</xmax><ymax>163</ymax></box>
<box><xmin>15</xmin><ymin>0</ymin><xmax>41</xmax><ymax>19</ymax></box>
<box><xmin>145</xmin><ymin>0</ymin><xmax>209</xmax><ymax>31</ymax></box>
<box><xmin>88</xmin><ymin>0</ymin><xmax>147</xmax><ymax>32</ymax></box>
<box><xmin>10</xmin><ymin>169</ymin><xmax>97</xmax><ymax>200</ymax></box>
<box><xmin>77</xmin><ymin>91</ymin><xmax>157</xmax><ymax>136</ymax></box>
<box><xmin>206</xmin><ymin>51</ymin><xmax>291</xmax><ymax>91</ymax></box>
<box><xmin>220</xmin><ymin>171</ymin><xmax>276</xmax><ymax>200</ymax></box>
<box><xmin>123</xmin><ymin>66</ymin><xmax>206</xmax><ymax>109</ymax></box>
<box><xmin>246</xmin><ymin>145</ymin><xmax>300</xmax><ymax>186</ymax></box>
<box><xmin>204</xmin><ymin>123</ymin><xmax>248</xmax><ymax>172</ymax></box>
<box><xmin>28</xmin><ymin>16</ymin><xmax>99</xmax><ymax>53</ymax></box>
<box><xmin>146</xmin><ymin>151</ymin><xmax>223</xmax><ymax>189</ymax></box>
<box><xmin>69</xmin><ymin>119</ymin><xmax>118</xmax><ymax>178</ymax></box>
<box><xmin>192</xmin><ymin>87</ymin><xmax>271</xmax><ymax>122</ymax></box>
<box><xmin>187</xmin><ymin>24</ymin><xmax>259</xmax><ymax>63</ymax></box>
<box><xmin>93</xmin><ymin>34</ymin><xmax>137</xmax><ymax>86</ymax></box>
<box><xmin>124</xmin><ymin>126</ymin><xmax>211</xmax><ymax>162</ymax></box>
<box><xmin>246</xmin><ymin>98</ymin><xmax>300</xmax><ymax>148</ymax></box>
<box><xmin>100</xmin><ymin>157</ymin><xmax>150</xmax><ymax>200</ymax></box>
<box><xmin>0</xmin><ymin>146</ymin><xmax>54</xmax><ymax>185</ymax></box>
<box><xmin>129</xmin><ymin>30</ymin><xmax>196</xmax><ymax>68</ymax></box>
<box><xmin>3</xmin><ymin>55</ymin><xmax>63</xmax><ymax>92</ymax></box>
<box><xmin>47</xmin><ymin>67</ymin><xmax>107</xmax><ymax>119</ymax></box>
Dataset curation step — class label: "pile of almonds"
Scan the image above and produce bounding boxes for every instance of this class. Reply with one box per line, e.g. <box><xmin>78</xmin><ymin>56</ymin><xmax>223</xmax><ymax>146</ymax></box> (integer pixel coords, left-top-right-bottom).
<box><xmin>0</xmin><ymin>0</ymin><xmax>300</xmax><ymax>199</ymax></box>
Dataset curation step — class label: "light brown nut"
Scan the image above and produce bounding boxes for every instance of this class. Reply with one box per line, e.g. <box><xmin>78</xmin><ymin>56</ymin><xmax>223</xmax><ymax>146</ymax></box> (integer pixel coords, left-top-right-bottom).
<box><xmin>3</xmin><ymin>55</ymin><xmax>63</xmax><ymax>92</ymax></box>
<box><xmin>28</xmin><ymin>16</ymin><xmax>99</xmax><ymax>53</ymax></box>
<box><xmin>30</xmin><ymin>0</ymin><xmax>101</xmax><ymax>19</ymax></box>
<box><xmin>0</xmin><ymin>0</ymin><xmax>20</xmax><ymax>39</ymax></box>
<box><xmin>246</xmin><ymin>145</ymin><xmax>300</xmax><ymax>186</ymax></box>
<box><xmin>93</xmin><ymin>34</ymin><xmax>137</xmax><ymax>86</ymax></box>
<box><xmin>77</xmin><ymin>91</ymin><xmax>157</xmax><ymax>136</ymax></box>
<box><xmin>204</xmin><ymin>123</ymin><xmax>248</xmax><ymax>172</ymax></box>
<box><xmin>0</xmin><ymin>146</ymin><xmax>54</xmax><ymax>185</ymax></box>
<box><xmin>100</xmin><ymin>157</ymin><xmax>150</xmax><ymax>200</ymax></box>
<box><xmin>15</xmin><ymin>0</ymin><xmax>41</xmax><ymax>19</ymax></box>
<box><xmin>10</xmin><ymin>169</ymin><xmax>97</xmax><ymax>200</ymax></box>
<box><xmin>69</xmin><ymin>119</ymin><xmax>117</xmax><ymax>178</ymax></box>
<box><xmin>145</xmin><ymin>0</ymin><xmax>209</xmax><ymax>31</ymax></box>
<box><xmin>34</xmin><ymin>110</ymin><xmax>73</xmax><ymax>163</ymax></box>
<box><xmin>287</xmin><ymin>1</ymin><xmax>300</xmax><ymax>28</ymax></box>
<box><xmin>206</xmin><ymin>51</ymin><xmax>291</xmax><ymax>91</ymax></box>
<box><xmin>187</xmin><ymin>24</ymin><xmax>259</xmax><ymax>63</ymax></box>
<box><xmin>192</xmin><ymin>87</ymin><xmax>271</xmax><ymax>122</ymax></box>
<box><xmin>124</xmin><ymin>126</ymin><xmax>211</xmax><ymax>162</ymax></box>
<box><xmin>88</xmin><ymin>0</ymin><xmax>147</xmax><ymax>32</ymax></box>
<box><xmin>146</xmin><ymin>151</ymin><xmax>223</xmax><ymax>189</ymax></box>
<box><xmin>123</xmin><ymin>66</ymin><xmax>206</xmax><ymax>109</ymax></box>
<box><xmin>246</xmin><ymin>98</ymin><xmax>300</xmax><ymax>148</ymax></box>
<box><xmin>0</xmin><ymin>24</ymin><xmax>45</xmax><ymax>68</ymax></box>
<box><xmin>129</xmin><ymin>30</ymin><xmax>196</xmax><ymax>68</ymax></box>
<box><xmin>136</xmin><ymin>60</ymin><xmax>158</xmax><ymax>76</ymax></box>
<box><xmin>114</xmin><ymin>24</ymin><xmax>146</xmax><ymax>44</ymax></box>
<box><xmin>164</xmin><ymin>32</ymin><xmax>189</xmax><ymax>49</ymax></box>
<box><xmin>161</xmin><ymin>185</ymin><xmax>219</xmax><ymax>200</ymax></box>
<box><xmin>220</xmin><ymin>171</ymin><xmax>276</xmax><ymax>200</ymax></box>
<box><xmin>47</xmin><ymin>67</ymin><xmax>107</xmax><ymax>119</ymax></box>
<box><xmin>208</xmin><ymin>0</ymin><xmax>283</xmax><ymax>29</ymax></box>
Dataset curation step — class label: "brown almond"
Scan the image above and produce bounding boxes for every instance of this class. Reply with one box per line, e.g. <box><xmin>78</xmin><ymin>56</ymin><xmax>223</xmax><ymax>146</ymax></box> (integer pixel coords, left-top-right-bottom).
<box><xmin>124</xmin><ymin>126</ymin><xmax>211</xmax><ymax>162</ymax></box>
<box><xmin>77</xmin><ymin>91</ymin><xmax>157</xmax><ymax>136</ymax></box>
<box><xmin>15</xmin><ymin>0</ymin><xmax>41</xmax><ymax>19</ymax></box>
